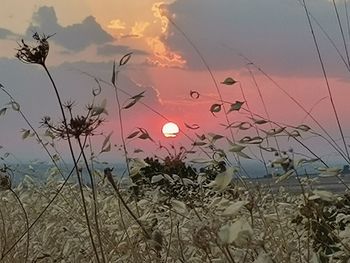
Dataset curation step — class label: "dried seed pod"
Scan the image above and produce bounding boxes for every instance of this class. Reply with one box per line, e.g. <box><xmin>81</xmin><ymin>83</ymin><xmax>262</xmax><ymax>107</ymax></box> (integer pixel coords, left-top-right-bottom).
<box><xmin>0</xmin><ymin>172</ymin><xmax>11</xmax><ymax>190</ymax></box>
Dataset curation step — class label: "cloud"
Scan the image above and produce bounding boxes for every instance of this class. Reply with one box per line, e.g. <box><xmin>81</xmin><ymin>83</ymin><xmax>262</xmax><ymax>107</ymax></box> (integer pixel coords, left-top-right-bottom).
<box><xmin>25</xmin><ymin>6</ymin><xmax>113</xmax><ymax>51</ymax></box>
<box><xmin>0</xmin><ymin>28</ymin><xmax>16</xmax><ymax>39</ymax></box>
<box><xmin>107</xmin><ymin>19</ymin><xmax>127</xmax><ymax>30</ymax></box>
<box><xmin>159</xmin><ymin>0</ymin><xmax>350</xmax><ymax>77</ymax></box>
<box><xmin>130</xmin><ymin>21</ymin><xmax>151</xmax><ymax>38</ymax></box>
<box><xmin>96</xmin><ymin>44</ymin><xmax>148</xmax><ymax>57</ymax></box>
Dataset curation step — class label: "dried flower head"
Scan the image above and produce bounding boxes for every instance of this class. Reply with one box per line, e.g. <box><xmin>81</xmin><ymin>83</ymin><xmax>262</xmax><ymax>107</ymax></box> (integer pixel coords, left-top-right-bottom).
<box><xmin>0</xmin><ymin>172</ymin><xmax>11</xmax><ymax>190</ymax></box>
<box><xmin>15</xmin><ymin>32</ymin><xmax>54</xmax><ymax>65</ymax></box>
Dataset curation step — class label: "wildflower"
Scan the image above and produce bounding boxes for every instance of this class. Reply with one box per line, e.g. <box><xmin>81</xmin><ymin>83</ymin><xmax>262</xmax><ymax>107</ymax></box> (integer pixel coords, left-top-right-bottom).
<box><xmin>15</xmin><ymin>32</ymin><xmax>54</xmax><ymax>66</ymax></box>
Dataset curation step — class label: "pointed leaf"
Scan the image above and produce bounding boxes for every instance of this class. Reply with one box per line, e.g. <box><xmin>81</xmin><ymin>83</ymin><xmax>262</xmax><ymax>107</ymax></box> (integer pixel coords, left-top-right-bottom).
<box><xmin>100</xmin><ymin>143</ymin><xmax>111</xmax><ymax>153</ymax></box>
<box><xmin>0</xmin><ymin>108</ymin><xmax>7</xmax><ymax>116</ymax></box>
<box><xmin>236</xmin><ymin>151</ymin><xmax>252</xmax><ymax>159</ymax></box>
<box><xmin>229</xmin><ymin>144</ymin><xmax>246</xmax><ymax>152</ymax></box>
<box><xmin>111</xmin><ymin>61</ymin><xmax>116</xmax><ymax>86</ymax></box>
<box><xmin>184</xmin><ymin>123</ymin><xmax>200</xmax><ymax>130</ymax></box>
<box><xmin>9</xmin><ymin>101</ymin><xmax>20</xmax><ymax>111</ymax></box>
<box><xmin>193</xmin><ymin>141</ymin><xmax>207</xmax><ymax>146</ymax></box>
<box><xmin>228</xmin><ymin>101</ymin><xmax>244</xmax><ymax>113</ymax></box>
<box><xmin>21</xmin><ymin>129</ymin><xmax>30</xmax><ymax>140</ymax></box>
<box><xmin>296</xmin><ymin>124</ymin><xmax>311</xmax><ymax>132</ymax></box>
<box><xmin>119</xmin><ymin>52</ymin><xmax>132</xmax><ymax>66</ymax></box>
<box><xmin>102</xmin><ymin>131</ymin><xmax>113</xmax><ymax>150</ymax></box>
<box><xmin>127</xmin><ymin>130</ymin><xmax>140</xmax><ymax>139</ymax></box>
<box><xmin>222</xmin><ymin>201</ymin><xmax>249</xmax><ymax>217</ymax></box>
<box><xmin>275</xmin><ymin>169</ymin><xmax>294</xmax><ymax>183</ymax></box>
<box><xmin>210</xmin><ymin>104</ymin><xmax>222</xmax><ymax>115</ymax></box>
<box><xmin>221</xmin><ymin>77</ymin><xmax>237</xmax><ymax>85</ymax></box>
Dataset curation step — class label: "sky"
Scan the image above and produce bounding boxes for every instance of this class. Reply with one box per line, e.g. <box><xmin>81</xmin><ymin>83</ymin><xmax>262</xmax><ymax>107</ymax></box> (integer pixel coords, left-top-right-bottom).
<box><xmin>0</xmin><ymin>0</ymin><xmax>350</xmax><ymax>167</ymax></box>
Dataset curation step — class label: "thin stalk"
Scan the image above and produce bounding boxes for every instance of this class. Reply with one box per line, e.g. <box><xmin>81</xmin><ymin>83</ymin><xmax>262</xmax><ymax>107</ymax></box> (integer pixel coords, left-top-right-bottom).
<box><xmin>42</xmin><ymin>64</ymin><xmax>101</xmax><ymax>263</ymax></box>
<box><xmin>332</xmin><ymin>0</ymin><xmax>350</xmax><ymax>66</ymax></box>
<box><xmin>77</xmin><ymin>137</ymin><xmax>106</xmax><ymax>263</ymax></box>
<box><xmin>10</xmin><ymin>189</ymin><xmax>29</xmax><ymax>263</ymax></box>
<box><xmin>240</xmin><ymin>54</ymin><xmax>350</xmax><ymax>164</ymax></box>
<box><xmin>105</xmin><ymin>171</ymin><xmax>150</xmax><ymax>239</ymax></box>
<box><xmin>302</xmin><ymin>0</ymin><xmax>350</xmax><ymax>161</ymax></box>
<box><xmin>1</xmin><ymin>142</ymin><xmax>86</xmax><ymax>260</ymax></box>
<box><xmin>246</xmin><ymin>67</ymin><xmax>282</xmax><ymax>154</ymax></box>
<box><xmin>345</xmin><ymin>0</ymin><xmax>350</xmax><ymax>43</ymax></box>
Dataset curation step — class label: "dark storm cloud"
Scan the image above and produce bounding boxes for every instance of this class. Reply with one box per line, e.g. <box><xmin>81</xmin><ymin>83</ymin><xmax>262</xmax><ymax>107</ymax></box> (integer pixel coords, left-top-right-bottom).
<box><xmin>96</xmin><ymin>44</ymin><xmax>148</xmax><ymax>57</ymax></box>
<box><xmin>164</xmin><ymin>0</ymin><xmax>350</xmax><ymax>77</ymax></box>
<box><xmin>25</xmin><ymin>6</ymin><xmax>113</xmax><ymax>51</ymax></box>
<box><xmin>0</xmin><ymin>28</ymin><xmax>16</xmax><ymax>39</ymax></box>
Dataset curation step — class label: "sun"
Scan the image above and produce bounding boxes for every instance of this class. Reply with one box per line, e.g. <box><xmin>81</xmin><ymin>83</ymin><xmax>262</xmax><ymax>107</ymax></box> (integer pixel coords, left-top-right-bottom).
<box><xmin>162</xmin><ymin>122</ymin><xmax>179</xmax><ymax>138</ymax></box>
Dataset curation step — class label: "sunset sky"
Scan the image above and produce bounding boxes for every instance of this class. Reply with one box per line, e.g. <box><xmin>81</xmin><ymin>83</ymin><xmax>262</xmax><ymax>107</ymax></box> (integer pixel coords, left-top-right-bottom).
<box><xmin>0</xmin><ymin>0</ymin><xmax>349</xmax><ymax>166</ymax></box>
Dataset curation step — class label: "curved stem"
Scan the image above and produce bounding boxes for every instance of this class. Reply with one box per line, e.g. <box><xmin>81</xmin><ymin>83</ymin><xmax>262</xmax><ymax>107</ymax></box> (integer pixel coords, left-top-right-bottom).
<box><xmin>42</xmin><ymin>64</ymin><xmax>101</xmax><ymax>263</ymax></box>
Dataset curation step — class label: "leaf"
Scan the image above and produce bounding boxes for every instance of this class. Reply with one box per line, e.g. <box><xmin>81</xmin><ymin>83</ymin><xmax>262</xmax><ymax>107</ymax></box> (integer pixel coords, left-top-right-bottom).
<box><xmin>171</xmin><ymin>199</ymin><xmax>187</xmax><ymax>213</ymax></box>
<box><xmin>222</xmin><ymin>201</ymin><xmax>249</xmax><ymax>217</ymax></box>
<box><xmin>259</xmin><ymin>146</ymin><xmax>277</xmax><ymax>152</ymax></box>
<box><xmin>288</xmin><ymin>130</ymin><xmax>301</xmax><ymax>138</ymax></box>
<box><xmin>218</xmin><ymin>217</ymin><xmax>253</xmax><ymax>246</ymax></box>
<box><xmin>263</xmin><ymin>127</ymin><xmax>285</xmax><ymax>136</ymax></box>
<box><xmin>207</xmin><ymin>167</ymin><xmax>235</xmax><ymax>191</ymax></box>
<box><xmin>310</xmin><ymin>190</ymin><xmax>336</xmax><ymax>202</ymax></box>
<box><xmin>0</xmin><ymin>108</ymin><xmax>7</xmax><ymax>116</ymax></box>
<box><xmin>119</xmin><ymin>52</ymin><xmax>132</xmax><ymax>66</ymax></box>
<box><xmin>102</xmin><ymin>131</ymin><xmax>113</xmax><ymax>150</ymax></box>
<box><xmin>239</xmin><ymin>136</ymin><xmax>263</xmax><ymax>144</ymax></box>
<box><xmin>236</xmin><ymin>151</ymin><xmax>252</xmax><ymax>159</ymax></box>
<box><xmin>221</xmin><ymin>77</ymin><xmax>237</xmax><ymax>85</ymax></box>
<box><xmin>196</xmin><ymin>133</ymin><xmax>206</xmax><ymax>140</ymax></box>
<box><xmin>296</xmin><ymin>124</ymin><xmax>311</xmax><ymax>132</ymax></box>
<box><xmin>111</xmin><ymin>61</ymin><xmax>116</xmax><ymax>86</ymax></box>
<box><xmin>210</xmin><ymin>104</ymin><xmax>222</xmax><ymax>115</ymax></box>
<box><xmin>190</xmin><ymin>90</ymin><xmax>200</xmax><ymax>99</ymax></box>
<box><xmin>250</xmin><ymin>118</ymin><xmax>268</xmax><ymax>125</ymax></box>
<box><xmin>91</xmin><ymin>99</ymin><xmax>108</xmax><ymax>116</ymax></box>
<box><xmin>295</xmin><ymin>158</ymin><xmax>319</xmax><ymax>167</ymax></box>
<box><xmin>127</xmin><ymin>130</ymin><xmax>140</xmax><ymax>139</ymax></box>
<box><xmin>9</xmin><ymin>101</ymin><xmax>20</xmax><ymax>111</ymax></box>
<box><xmin>275</xmin><ymin>169</ymin><xmax>294</xmax><ymax>183</ymax></box>
<box><xmin>100</xmin><ymin>143</ymin><xmax>111</xmax><ymax>153</ymax></box>
<box><xmin>138</xmin><ymin>128</ymin><xmax>154</xmax><ymax>142</ymax></box>
<box><xmin>21</xmin><ymin>129</ymin><xmax>30</xmax><ymax>140</ymax></box>
<box><xmin>208</xmin><ymin>133</ymin><xmax>224</xmax><ymax>142</ymax></box>
<box><xmin>123</xmin><ymin>91</ymin><xmax>145</xmax><ymax>109</ymax></box>
<box><xmin>184</xmin><ymin>123</ymin><xmax>200</xmax><ymax>130</ymax></box>
<box><xmin>151</xmin><ymin>174</ymin><xmax>164</xmax><ymax>184</ymax></box>
<box><xmin>318</xmin><ymin>167</ymin><xmax>342</xmax><ymax>177</ymax></box>
<box><xmin>229</xmin><ymin>144</ymin><xmax>246</xmax><ymax>152</ymax></box>
<box><xmin>228</xmin><ymin>101</ymin><xmax>244</xmax><ymax>113</ymax></box>
<box><xmin>192</xmin><ymin>141</ymin><xmax>207</xmax><ymax>146</ymax></box>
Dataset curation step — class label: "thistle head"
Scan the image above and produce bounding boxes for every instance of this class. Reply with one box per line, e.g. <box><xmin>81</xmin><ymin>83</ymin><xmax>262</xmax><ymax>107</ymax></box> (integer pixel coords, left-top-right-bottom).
<box><xmin>15</xmin><ymin>32</ymin><xmax>54</xmax><ymax>65</ymax></box>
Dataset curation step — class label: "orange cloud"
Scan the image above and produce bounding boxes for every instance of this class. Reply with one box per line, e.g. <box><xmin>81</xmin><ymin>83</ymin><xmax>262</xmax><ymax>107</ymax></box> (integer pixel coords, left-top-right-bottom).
<box><xmin>107</xmin><ymin>19</ymin><xmax>126</xmax><ymax>30</ymax></box>
<box><xmin>130</xmin><ymin>21</ymin><xmax>150</xmax><ymax>38</ymax></box>
<box><xmin>145</xmin><ymin>2</ymin><xmax>186</xmax><ymax>68</ymax></box>
<box><xmin>146</xmin><ymin>36</ymin><xmax>186</xmax><ymax>68</ymax></box>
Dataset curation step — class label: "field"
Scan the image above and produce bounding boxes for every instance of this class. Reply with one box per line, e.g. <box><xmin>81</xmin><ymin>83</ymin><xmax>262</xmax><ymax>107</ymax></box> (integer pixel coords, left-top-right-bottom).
<box><xmin>1</xmin><ymin>2</ymin><xmax>350</xmax><ymax>262</ymax></box>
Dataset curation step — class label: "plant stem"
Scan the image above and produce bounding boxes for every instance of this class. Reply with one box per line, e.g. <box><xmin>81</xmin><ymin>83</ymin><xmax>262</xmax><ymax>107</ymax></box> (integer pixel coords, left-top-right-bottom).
<box><xmin>302</xmin><ymin>0</ymin><xmax>350</xmax><ymax>162</ymax></box>
<box><xmin>42</xmin><ymin>64</ymin><xmax>101</xmax><ymax>263</ymax></box>
<box><xmin>77</xmin><ymin>137</ymin><xmax>106</xmax><ymax>263</ymax></box>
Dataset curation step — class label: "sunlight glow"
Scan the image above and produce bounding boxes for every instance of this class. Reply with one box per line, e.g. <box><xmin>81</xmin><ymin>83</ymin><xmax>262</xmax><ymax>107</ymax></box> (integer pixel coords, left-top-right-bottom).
<box><xmin>162</xmin><ymin>122</ymin><xmax>179</xmax><ymax>138</ymax></box>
